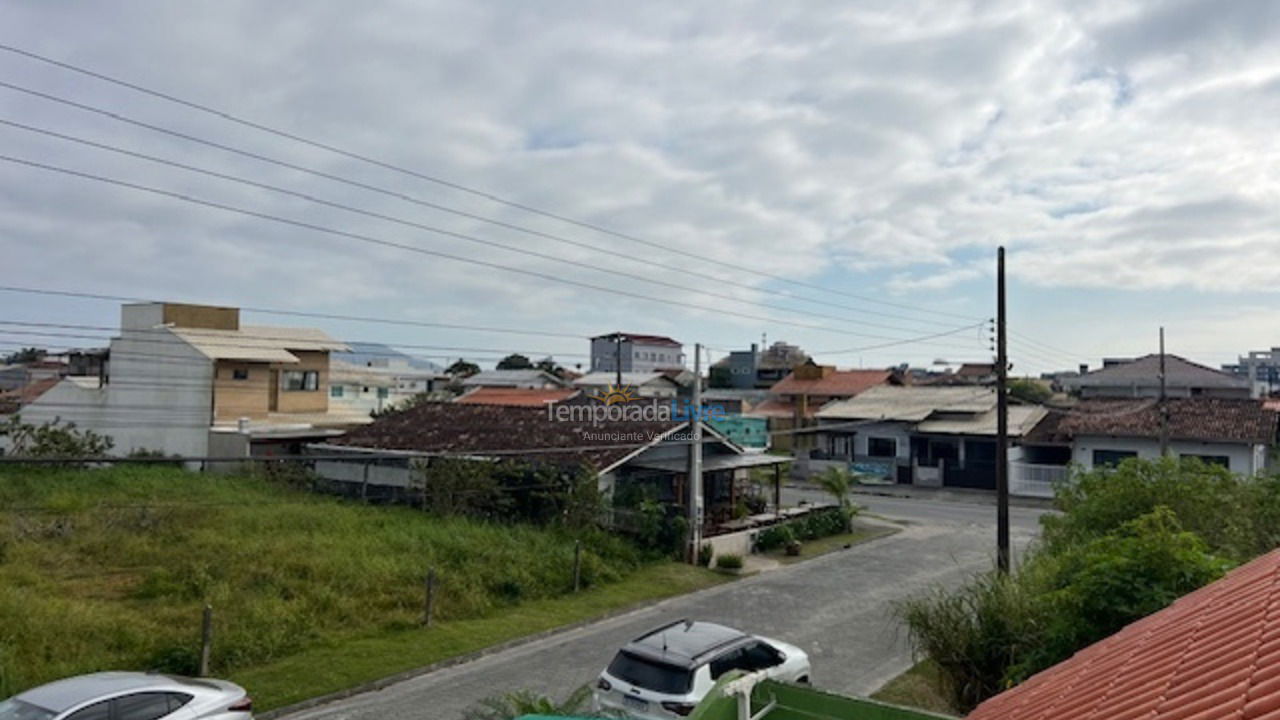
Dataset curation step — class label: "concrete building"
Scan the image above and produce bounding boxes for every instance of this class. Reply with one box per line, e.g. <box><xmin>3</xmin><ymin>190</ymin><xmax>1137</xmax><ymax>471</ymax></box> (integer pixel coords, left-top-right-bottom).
<box><xmin>1223</xmin><ymin>347</ymin><xmax>1280</xmax><ymax>398</ymax></box>
<box><xmin>711</xmin><ymin>341</ymin><xmax>810</xmax><ymax>390</ymax></box>
<box><xmin>589</xmin><ymin>333</ymin><xmax>685</xmax><ymax>373</ymax></box>
<box><xmin>16</xmin><ymin>302</ymin><xmax>368</xmax><ymax>458</ymax></box>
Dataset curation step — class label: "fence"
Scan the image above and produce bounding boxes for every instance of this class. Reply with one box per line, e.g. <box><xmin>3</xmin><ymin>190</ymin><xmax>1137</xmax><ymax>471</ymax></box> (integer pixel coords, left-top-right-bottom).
<box><xmin>1010</xmin><ymin>461</ymin><xmax>1069</xmax><ymax>498</ymax></box>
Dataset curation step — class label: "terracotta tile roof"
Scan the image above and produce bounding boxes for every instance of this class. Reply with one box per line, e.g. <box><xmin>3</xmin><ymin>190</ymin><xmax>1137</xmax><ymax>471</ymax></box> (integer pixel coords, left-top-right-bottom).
<box><xmin>591</xmin><ymin>332</ymin><xmax>683</xmax><ymax>348</ymax></box>
<box><xmin>330</xmin><ymin>397</ymin><xmax>682</xmax><ymax>470</ymax></box>
<box><xmin>770</xmin><ymin>369</ymin><xmax>893</xmax><ymax>398</ymax></box>
<box><xmin>747</xmin><ymin>397</ymin><xmax>801</xmax><ymax>419</ymax></box>
<box><xmin>968</xmin><ymin>547</ymin><xmax>1280</xmax><ymax>720</ymax></box>
<box><xmin>1047</xmin><ymin>397</ymin><xmax>1279</xmax><ymax>445</ymax></box>
<box><xmin>454</xmin><ymin>387</ymin><xmax>580</xmax><ymax>407</ymax></box>
<box><xmin>0</xmin><ymin>376</ymin><xmax>62</xmax><ymax>414</ymax></box>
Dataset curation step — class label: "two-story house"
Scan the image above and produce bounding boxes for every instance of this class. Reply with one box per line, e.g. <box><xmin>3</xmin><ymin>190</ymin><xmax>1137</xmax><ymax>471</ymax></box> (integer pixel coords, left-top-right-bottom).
<box><xmin>590</xmin><ymin>332</ymin><xmax>685</xmax><ymax>373</ymax></box>
<box><xmin>17</xmin><ymin>302</ymin><xmax>365</xmax><ymax>459</ymax></box>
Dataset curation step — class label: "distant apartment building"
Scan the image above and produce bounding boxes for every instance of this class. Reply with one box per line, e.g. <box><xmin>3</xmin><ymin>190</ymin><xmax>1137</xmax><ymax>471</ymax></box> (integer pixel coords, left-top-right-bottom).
<box><xmin>1223</xmin><ymin>348</ymin><xmax>1280</xmax><ymax>397</ymax></box>
<box><xmin>711</xmin><ymin>341</ymin><xmax>809</xmax><ymax>390</ymax></box>
<box><xmin>14</xmin><ymin>302</ymin><xmax>367</xmax><ymax>458</ymax></box>
<box><xmin>589</xmin><ymin>333</ymin><xmax>685</xmax><ymax>373</ymax></box>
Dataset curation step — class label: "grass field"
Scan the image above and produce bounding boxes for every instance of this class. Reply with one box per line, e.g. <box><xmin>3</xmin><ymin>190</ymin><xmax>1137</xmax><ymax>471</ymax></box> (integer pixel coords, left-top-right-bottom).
<box><xmin>0</xmin><ymin>465</ymin><xmax>727</xmax><ymax>709</ymax></box>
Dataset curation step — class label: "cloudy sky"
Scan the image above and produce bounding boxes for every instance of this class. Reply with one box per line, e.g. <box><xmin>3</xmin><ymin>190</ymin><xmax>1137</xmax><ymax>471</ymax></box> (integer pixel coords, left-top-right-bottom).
<box><xmin>2</xmin><ymin>0</ymin><xmax>1278</xmax><ymax>374</ymax></box>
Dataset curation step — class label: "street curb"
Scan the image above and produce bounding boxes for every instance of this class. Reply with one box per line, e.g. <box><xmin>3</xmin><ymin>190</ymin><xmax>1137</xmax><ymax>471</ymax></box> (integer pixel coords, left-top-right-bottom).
<box><xmin>261</xmin><ymin>526</ymin><xmax>904</xmax><ymax>719</ymax></box>
<box><xmin>785</xmin><ymin>482</ymin><xmax>1056</xmax><ymax>510</ymax></box>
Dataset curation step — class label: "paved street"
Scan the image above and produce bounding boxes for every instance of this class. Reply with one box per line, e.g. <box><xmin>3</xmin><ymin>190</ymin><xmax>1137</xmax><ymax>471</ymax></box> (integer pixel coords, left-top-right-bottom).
<box><xmin>283</xmin><ymin>497</ymin><xmax>1046</xmax><ymax>720</ymax></box>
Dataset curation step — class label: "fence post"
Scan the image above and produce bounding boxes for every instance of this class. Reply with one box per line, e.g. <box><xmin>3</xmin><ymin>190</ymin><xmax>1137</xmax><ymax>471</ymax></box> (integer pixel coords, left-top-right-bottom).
<box><xmin>573</xmin><ymin>540</ymin><xmax>582</xmax><ymax>593</ymax></box>
<box><xmin>198</xmin><ymin>605</ymin><xmax>213</xmax><ymax>676</ymax></box>
<box><xmin>423</xmin><ymin>568</ymin><xmax>436</xmax><ymax>627</ymax></box>
<box><xmin>360</xmin><ymin>461</ymin><xmax>370</xmax><ymax>503</ymax></box>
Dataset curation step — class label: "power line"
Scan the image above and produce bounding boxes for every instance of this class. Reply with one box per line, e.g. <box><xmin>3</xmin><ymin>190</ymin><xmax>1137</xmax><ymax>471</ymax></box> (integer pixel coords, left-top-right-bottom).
<box><xmin>0</xmin><ymin>115</ymin><xmax>979</xmax><ymax>339</ymax></box>
<box><xmin>0</xmin><ymin>43</ymin><xmax>988</xmax><ymax>324</ymax></box>
<box><xmin>0</xmin><ymin>110</ymin><xmax>970</xmax><ymax>333</ymax></box>
<box><xmin>0</xmin><ymin>152</ymin><xmax>991</xmax><ymax>349</ymax></box>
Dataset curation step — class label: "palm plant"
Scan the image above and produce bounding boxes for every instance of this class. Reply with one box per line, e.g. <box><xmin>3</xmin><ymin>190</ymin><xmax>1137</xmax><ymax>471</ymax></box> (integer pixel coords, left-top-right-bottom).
<box><xmin>815</xmin><ymin>466</ymin><xmax>858</xmax><ymax>531</ymax></box>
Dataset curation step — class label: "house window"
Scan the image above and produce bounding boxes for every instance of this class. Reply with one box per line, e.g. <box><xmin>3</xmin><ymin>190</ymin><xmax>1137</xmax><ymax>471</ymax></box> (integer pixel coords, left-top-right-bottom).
<box><xmin>231</xmin><ymin>368</ymin><xmax>249</xmax><ymax>381</ymax></box>
<box><xmin>1181</xmin><ymin>454</ymin><xmax>1230</xmax><ymax>469</ymax></box>
<box><xmin>867</xmin><ymin>437</ymin><xmax>897</xmax><ymax>458</ymax></box>
<box><xmin>283</xmin><ymin>370</ymin><xmax>319</xmax><ymax>391</ymax></box>
<box><xmin>330</xmin><ymin>386</ymin><xmax>344</xmax><ymax>398</ymax></box>
<box><xmin>1093</xmin><ymin>449</ymin><xmax>1138</xmax><ymax>467</ymax></box>
<box><xmin>377</xmin><ymin>387</ymin><xmax>389</xmax><ymax>399</ymax></box>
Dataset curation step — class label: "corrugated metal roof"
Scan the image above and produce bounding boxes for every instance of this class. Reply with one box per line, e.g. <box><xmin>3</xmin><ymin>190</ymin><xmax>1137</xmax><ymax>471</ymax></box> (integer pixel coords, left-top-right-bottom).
<box><xmin>967</xmin><ymin>547</ymin><xmax>1280</xmax><ymax>720</ymax></box>
<box><xmin>916</xmin><ymin>405</ymin><xmax>1048</xmax><ymax>437</ymax></box>
<box><xmin>572</xmin><ymin>372</ymin><xmax>679</xmax><ymax>387</ymax></box>
<box><xmin>817</xmin><ymin>386</ymin><xmax>996</xmax><ymax>421</ymax></box>
<box><xmin>460</xmin><ymin>369</ymin><xmax>569</xmax><ymax>387</ymax></box>
<box><xmin>454</xmin><ymin>387</ymin><xmax>581</xmax><ymax>407</ymax></box>
<box><xmin>1074</xmin><ymin>354</ymin><xmax>1249</xmax><ymax>390</ymax></box>
<box><xmin>170</xmin><ymin>325</ymin><xmax>347</xmax><ymax>362</ymax></box>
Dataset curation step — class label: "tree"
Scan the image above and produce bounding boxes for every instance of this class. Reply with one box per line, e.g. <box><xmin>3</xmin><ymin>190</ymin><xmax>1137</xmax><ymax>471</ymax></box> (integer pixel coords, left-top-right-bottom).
<box><xmin>496</xmin><ymin>353</ymin><xmax>533</xmax><ymax>370</ymax></box>
<box><xmin>1008</xmin><ymin>378</ymin><xmax>1052</xmax><ymax>404</ymax></box>
<box><xmin>814</xmin><ymin>466</ymin><xmax>859</xmax><ymax>531</ymax></box>
<box><xmin>0</xmin><ymin>415</ymin><xmax>114</xmax><ymax>461</ymax></box>
<box><xmin>2</xmin><ymin>347</ymin><xmax>44</xmax><ymax>364</ymax></box>
<box><xmin>445</xmin><ymin>359</ymin><xmax>480</xmax><ymax>378</ymax></box>
<box><xmin>534</xmin><ymin>356</ymin><xmax>564</xmax><ymax>378</ymax></box>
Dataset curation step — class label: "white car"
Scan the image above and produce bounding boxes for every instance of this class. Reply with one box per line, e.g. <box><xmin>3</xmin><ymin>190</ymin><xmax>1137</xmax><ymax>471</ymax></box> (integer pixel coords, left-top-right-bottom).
<box><xmin>0</xmin><ymin>672</ymin><xmax>253</xmax><ymax>720</ymax></box>
<box><xmin>593</xmin><ymin>620</ymin><xmax>810</xmax><ymax>719</ymax></box>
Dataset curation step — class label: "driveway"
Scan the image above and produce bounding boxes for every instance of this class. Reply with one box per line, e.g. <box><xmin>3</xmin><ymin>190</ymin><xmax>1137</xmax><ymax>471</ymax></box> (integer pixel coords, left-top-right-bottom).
<box><xmin>282</xmin><ymin>502</ymin><xmax>1043</xmax><ymax>720</ymax></box>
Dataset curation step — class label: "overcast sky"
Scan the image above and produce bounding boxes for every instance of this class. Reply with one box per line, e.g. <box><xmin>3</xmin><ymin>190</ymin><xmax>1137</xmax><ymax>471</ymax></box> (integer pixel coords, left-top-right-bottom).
<box><xmin>2</xmin><ymin>1</ymin><xmax>1278</xmax><ymax>374</ymax></box>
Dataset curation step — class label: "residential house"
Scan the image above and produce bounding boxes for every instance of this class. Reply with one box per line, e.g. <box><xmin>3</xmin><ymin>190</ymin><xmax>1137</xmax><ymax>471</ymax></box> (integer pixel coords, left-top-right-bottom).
<box><xmin>1223</xmin><ymin>347</ymin><xmax>1280</xmax><ymax>397</ymax></box>
<box><xmin>711</xmin><ymin>341</ymin><xmax>810</xmax><ymax>390</ymax></box>
<box><xmin>968</xmin><ymin>546</ymin><xmax>1280</xmax><ymax>720</ymax></box>
<box><xmin>454</xmin><ymin>386</ymin><xmax>580</xmax><ymax>407</ymax></box>
<box><xmin>309</xmin><ymin>397</ymin><xmax>789</xmax><ymax>534</ymax></box>
<box><xmin>922</xmin><ymin>362</ymin><xmax>996</xmax><ymax>386</ymax></box>
<box><xmin>573</xmin><ymin>371</ymin><xmax>683</xmax><ymax>399</ymax></box>
<box><xmin>460</xmin><ymin>368</ymin><xmax>570</xmax><ymax>390</ymax></box>
<box><xmin>1065</xmin><ymin>353</ymin><xmax>1251</xmax><ymax>399</ymax></box>
<box><xmin>812</xmin><ymin>385</ymin><xmax>1047</xmax><ymax>489</ymax></box>
<box><xmin>590</xmin><ymin>332</ymin><xmax>685</xmax><ymax>373</ymax></box>
<box><xmin>1018</xmin><ymin>397</ymin><xmax>1277</xmax><ymax>488</ymax></box>
<box><xmin>749</xmin><ymin>361</ymin><xmax>898</xmax><ymax>452</ymax></box>
<box><xmin>329</xmin><ymin>359</ymin><xmax>449</xmax><ymax>415</ymax></box>
<box><xmin>15</xmin><ymin>302</ymin><xmax>366</xmax><ymax>459</ymax></box>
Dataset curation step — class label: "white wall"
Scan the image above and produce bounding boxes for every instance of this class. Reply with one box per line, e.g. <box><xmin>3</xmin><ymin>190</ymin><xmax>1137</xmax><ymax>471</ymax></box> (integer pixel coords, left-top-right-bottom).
<box><xmin>1072</xmin><ymin>435</ymin><xmax>1262</xmax><ymax>475</ymax></box>
<box><xmin>850</xmin><ymin>421</ymin><xmax>913</xmax><ymax>461</ymax></box>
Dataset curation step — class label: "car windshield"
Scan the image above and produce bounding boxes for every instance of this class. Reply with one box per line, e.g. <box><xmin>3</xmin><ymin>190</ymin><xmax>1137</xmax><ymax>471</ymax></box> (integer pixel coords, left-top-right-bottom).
<box><xmin>0</xmin><ymin>699</ymin><xmax>56</xmax><ymax>720</ymax></box>
<box><xmin>606</xmin><ymin>651</ymin><xmax>692</xmax><ymax>695</ymax></box>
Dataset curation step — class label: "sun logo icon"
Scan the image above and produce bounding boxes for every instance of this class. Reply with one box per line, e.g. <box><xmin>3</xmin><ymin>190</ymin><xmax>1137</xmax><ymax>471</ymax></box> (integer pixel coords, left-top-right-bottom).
<box><xmin>592</xmin><ymin>384</ymin><xmax>638</xmax><ymax>405</ymax></box>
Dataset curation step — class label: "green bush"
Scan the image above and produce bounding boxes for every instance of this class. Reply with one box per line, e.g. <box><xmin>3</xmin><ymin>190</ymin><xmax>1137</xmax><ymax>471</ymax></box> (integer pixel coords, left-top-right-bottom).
<box><xmin>753</xmin><ymin>507</ymin><xmax>850</xmax><ymax>552</ymax></box>
<box><xmin>900</xmin><ymin>503</ymin><xmax>1231</xmax><ymax>712</ymax></box>
<box><xmin>698</xmin><ymin>543</ymin><xmax>714</xmax><ymax>567</ymax></box>
<box><xmin>715</xmin><ymin>553</ymin><xmax>744</xmax><ymax>570</ymax></box>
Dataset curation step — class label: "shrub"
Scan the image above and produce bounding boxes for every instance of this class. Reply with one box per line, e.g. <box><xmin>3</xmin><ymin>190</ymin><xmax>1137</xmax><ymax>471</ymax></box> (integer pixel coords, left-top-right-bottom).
<box><xmin>698</xmin><ymin>543</ymin><xmax>713</xmax><ymax>567</ymax></box>
<box><xmin>715</xmin><ymin>554</ymin><xmax>744</xmax><ymax>570</ymax></box>
<box><xmin>754</xmin><ymin>523</ymin><xmax>795</xmax><ymax>552</ymax></box>
<box><xmin>0</xmin><ymin>415</ymin><xmax>113</xmax><ymax>461</ymax></box>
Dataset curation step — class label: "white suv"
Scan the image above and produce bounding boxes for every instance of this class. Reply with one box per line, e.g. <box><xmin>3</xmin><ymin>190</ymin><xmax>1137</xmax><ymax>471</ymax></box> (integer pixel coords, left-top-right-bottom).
<box><xmin>593</xmin><ymin>620</ymin><xmax>810</xmax><ymax>719</ymax></box>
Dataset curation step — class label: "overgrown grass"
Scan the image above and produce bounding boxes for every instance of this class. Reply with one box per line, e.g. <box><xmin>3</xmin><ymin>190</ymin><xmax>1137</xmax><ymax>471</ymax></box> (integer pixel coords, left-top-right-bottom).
<box><xmin>871</xmin><ymin>660</ymin><xmax>957</xmax><ymax>716</ymax></box>
<box><xmin>0</xmin><ymin>465</ymin><xmax>724</xmax><ymax>707</ymax></box>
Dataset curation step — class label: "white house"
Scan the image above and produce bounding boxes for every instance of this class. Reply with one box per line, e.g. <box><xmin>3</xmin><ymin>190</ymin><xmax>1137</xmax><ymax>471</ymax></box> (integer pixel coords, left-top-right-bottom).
<box><xmin>589</xmin><ymin>333</ymin><xmax>685</xmax><ymax>373</ymax></box>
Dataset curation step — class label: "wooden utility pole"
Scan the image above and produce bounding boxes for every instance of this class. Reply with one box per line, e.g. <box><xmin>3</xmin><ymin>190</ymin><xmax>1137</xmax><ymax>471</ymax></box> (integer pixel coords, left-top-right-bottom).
<box><xmin>688</xmin><ymin>343</ymin><xmax>703</xmax><ymax>563</ymax></box>
<box><xmin>996</xmin><ymin>247</ymin><xmax>1010</xmax><ymax>574</ymax></box>
<box><xmin>1159</xmin><ymin>327</ymin><xmax>1169</xmax><ymax>456</ymax></box>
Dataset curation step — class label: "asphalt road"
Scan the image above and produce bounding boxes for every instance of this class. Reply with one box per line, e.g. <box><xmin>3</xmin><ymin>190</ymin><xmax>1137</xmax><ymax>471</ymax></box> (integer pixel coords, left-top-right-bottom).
<box><xmin>283</xmin><ymin>498</ymin><xmax>1047</xmax><ymax>720</ymax></box>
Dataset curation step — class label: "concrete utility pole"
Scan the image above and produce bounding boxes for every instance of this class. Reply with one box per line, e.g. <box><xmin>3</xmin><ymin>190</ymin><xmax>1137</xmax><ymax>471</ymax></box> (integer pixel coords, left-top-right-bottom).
<box><xmin>614</xmin><ymin>332</ymin><xmax>623</xmax><ymax>387</ymax></box>
<box><xmin>688</xmin><ymin>342</ymin><xmax>704</xmax><ymax>563</ymax></box>
<box><xmin>1159</xmin><ymin>327</ymin><xmax>1169</xmax><ymax>456</ymax></box>
<box><xmin>996</xmin><ymin>247</ymin><xmax>1010</xmax><ymax>574</ymax></box>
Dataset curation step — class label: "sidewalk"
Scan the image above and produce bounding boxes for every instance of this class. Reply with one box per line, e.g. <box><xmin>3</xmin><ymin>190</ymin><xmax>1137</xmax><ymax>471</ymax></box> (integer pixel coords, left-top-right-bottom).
<box><xmin>787</xmin><ymin>480</ymin><xmax>1057</xmax><ymax>510</ymax></box>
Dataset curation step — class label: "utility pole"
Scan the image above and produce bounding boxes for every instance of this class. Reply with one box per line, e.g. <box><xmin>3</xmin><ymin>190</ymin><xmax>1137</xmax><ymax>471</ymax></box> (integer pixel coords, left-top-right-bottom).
<box><xmin>614</xmin><ymin>332</ymin><xmax>623</xmax><ymax>387</ymax></box>
<box><xmin>688</xmin><ymin>343</ymin><xmax>704</xmax><ymax>564</ymax></box>
<box><xmin>1159</xmin><ymin>327</ymin><xmax>1169</xmax><ymax>456</ymax></box>
<box><xmin>996</xmin><ymin>247</ymin><xmax>1010</xmax><ymax>574</ymax></box>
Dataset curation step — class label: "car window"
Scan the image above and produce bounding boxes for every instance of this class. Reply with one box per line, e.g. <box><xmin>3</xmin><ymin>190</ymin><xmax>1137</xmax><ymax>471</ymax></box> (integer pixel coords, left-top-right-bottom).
<box><xmin>743</xmin><ymin>642</ymin><xmax>783</xmax><ymax>670</ymax></box>
<box><xmin>709</xmin><ymin>647</ymin><xmax>749</xmax><ymax>679</ymax></box>
<box><xmin>0</xmin><ymin>699</ymin><xmax>56</xmax><ymax>720</ymax></box>
<box><xmin>114</xmin><ymin>693</ymin><xmax>176</xmax><ymax>720</ymax></box>
<box><xmin>606</xmin><ymin>651</ymin><xmax>693</xmax><ymax>694</ymax></box>
<box><xmin>64</xmin><ymin>700</ymin><xmax>110</xmax><ymax>720</ymax></box>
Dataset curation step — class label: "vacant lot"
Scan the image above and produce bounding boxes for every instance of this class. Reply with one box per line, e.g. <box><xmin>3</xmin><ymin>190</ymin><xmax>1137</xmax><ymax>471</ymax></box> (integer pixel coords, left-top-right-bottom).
<box><xmin>0</xmin><ymin>465</ymin><xmax>724</xmax><ymax>708</ymax></box>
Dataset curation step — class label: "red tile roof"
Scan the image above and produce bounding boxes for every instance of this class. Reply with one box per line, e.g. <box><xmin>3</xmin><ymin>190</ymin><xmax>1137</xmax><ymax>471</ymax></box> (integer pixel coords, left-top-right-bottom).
<box><xmin>747</xmin><ymin>397</ymin><xmax>800</xmax><ymax>419</ymax></box>
<box><xmin>454</xmin><ymin>387</ymin><xmax>580</xmax><ymax>407</ymax></box>
<box><xmin>592</xmin><ymin>332</ymin><xmax>682</xmax><ymax>348</ymax></box>
<box><xmin>1046</xmin><ymin>397</ymin><xmax>1279</xmax><ymax>445</ymax></box>
<box><xmin>770</xmin><ymin>369</ymin><xmax>893</xmax><ymax>399</ymax></box>
<box><xmin>0</xmin><ymin>376</ymin><xmax>62</xmax><ymax>414</ymax></box>
<box><xmin>968</xmin><ymin>547</ymin><xmax>1280</xmax><ymax>720</ymax></box>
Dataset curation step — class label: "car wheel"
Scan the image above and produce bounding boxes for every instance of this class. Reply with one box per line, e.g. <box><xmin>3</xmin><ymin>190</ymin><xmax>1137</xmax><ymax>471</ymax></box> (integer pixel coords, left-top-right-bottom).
<box><xmin>797</xmin><ymin>676</ymin><xmax>811</xmax><ymax>685</ymax></box>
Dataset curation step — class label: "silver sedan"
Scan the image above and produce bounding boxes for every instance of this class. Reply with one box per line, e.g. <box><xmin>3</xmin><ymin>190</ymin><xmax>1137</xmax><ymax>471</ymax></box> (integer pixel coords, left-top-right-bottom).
<box><xmin>0</xmin><ymin>672</ymin><xmax>252</xmax><ymax>720</ymax></box>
